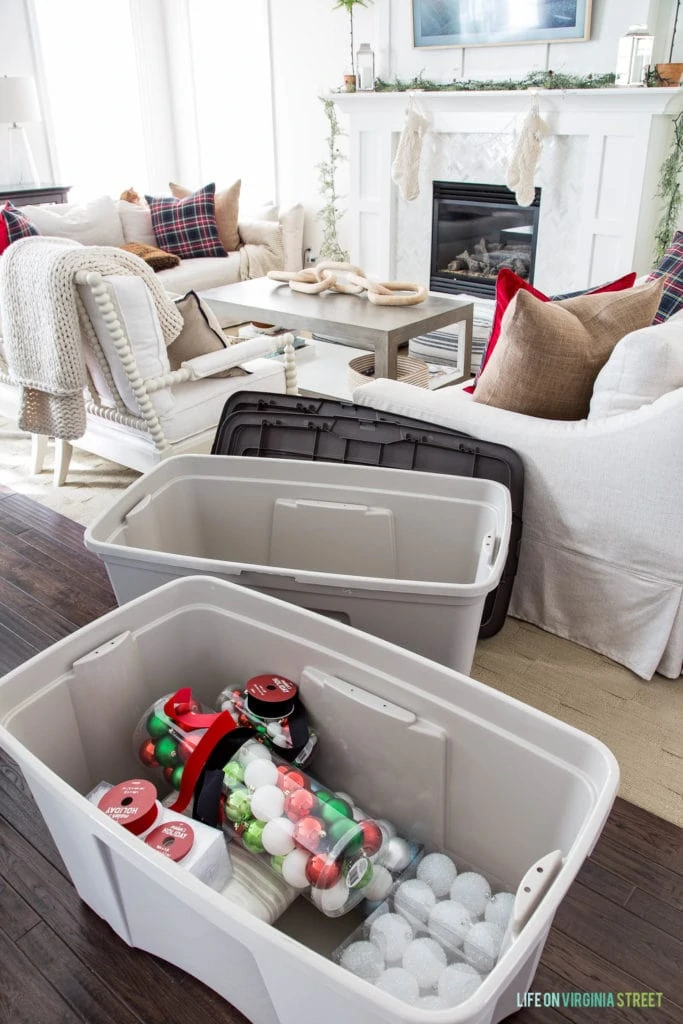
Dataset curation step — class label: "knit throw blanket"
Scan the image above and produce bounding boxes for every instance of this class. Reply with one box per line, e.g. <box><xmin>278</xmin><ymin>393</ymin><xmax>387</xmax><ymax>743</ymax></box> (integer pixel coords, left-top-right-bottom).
<box><xmin>0</xmin><ymin>236</ymin><xmax>184</xmax><ymax>440</ymax></box>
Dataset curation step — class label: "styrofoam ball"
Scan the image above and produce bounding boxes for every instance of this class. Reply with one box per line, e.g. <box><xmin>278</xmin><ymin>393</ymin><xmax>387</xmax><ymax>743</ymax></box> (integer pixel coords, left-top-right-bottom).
<box><xmin>449</xmin><ymin>872</ymin><xmax>491</xmax><ymax>918</ymax></box>
<box><xmin>369</xmin><ymin>913</ymin><xmax>414</xmax><ymax>962</ymax></box>
<box><xmin>314</xmin><ymin>878</ymin><xmax>351</xmax><ymax>915</ymax></box>
<box><xmin>427</xmin><ymin>900</ymin><xmax>472</xmax><ymax>952</ymax></box>
<box><xmin>261</xmin><ymin>816</ymin><xmax>296</xmax><ymax>856</ymax></box>
<box><xmin>437</xmin><ymin>962</ymin><xmax>482</xmax><ymax>1006</ymax></box>
<box><xmin>244</xmin><ymin>758</ymin><xmax>279</xmax><ymax>790</ymax></box>
<box><xmin>249</xmin><ymin>784</ymin><xmax>285</xmax><ymax>822</ymax></box>
<box><xmin>362</xmin><ymin>864</ymin><xmax>393</xmax><ymax>902</ymax></box>
<box><xmin>281</xmin><ymin>849</ymin><xmax>311</xmax><ymax>889</ymax></box>
<box><xmin>485</xmin><ymin>891</ymin><xmax>515</xmax><ymax>930</ymax></box>
<box><xmin>417</xmin><ymin>995</ymin><xmax>448</xmax><ymax>1010</ymax></box>
<box><xmin>402</xmin><ymin>937</ymin><xmax>447</xmax><ymax>990</ymax></box>
<box><xmin>340</xmin><ymin>940</ymin><xmax>384</xmax><ymax>982</ymax></box>
<box><xmin>375</xmin><ymin>967</ymin><xmax>420</xmax><ymax>1005</ymax></box>
<box><xmin>463</xmin><ymin>921</ymin><xmax>504</xmax><ymax>974</ymax></box>
<box><xmin>416</xmin><ymin>853</ymin><xmax>457</xmax><ymax>898</ymax></box>
<box><xmin>238</xmin><ymin>742</ymin><xmax>272</xmax><ymax>767</ymax></box>
<box><xmin>394</xmin><ymin>880</ymin><xmax>436</xmax><ymax>923</ymax></box>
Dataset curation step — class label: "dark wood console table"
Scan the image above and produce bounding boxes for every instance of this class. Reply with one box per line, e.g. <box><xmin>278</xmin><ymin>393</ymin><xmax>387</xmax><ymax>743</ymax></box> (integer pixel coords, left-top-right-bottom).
<box><xmin>0</xmin><ymin>184</ymin><xmax>70</xmax><ymax>206</ymax></box>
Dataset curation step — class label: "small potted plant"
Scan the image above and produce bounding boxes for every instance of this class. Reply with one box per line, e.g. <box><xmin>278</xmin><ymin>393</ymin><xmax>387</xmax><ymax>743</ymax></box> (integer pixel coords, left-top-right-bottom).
<box><xmin>333</xmin><ymin>0</ymin><xmax>373</xmax><ymax>91</ymax></box>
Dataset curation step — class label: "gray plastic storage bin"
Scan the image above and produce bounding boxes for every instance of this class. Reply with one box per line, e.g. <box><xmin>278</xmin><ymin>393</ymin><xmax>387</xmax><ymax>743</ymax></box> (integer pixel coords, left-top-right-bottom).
<box><xmin>0</xmin><ymin>577</ymin><xmax>618</xmax><ymax>1024</ymax></box>
<box><xmin>84</xmin><ymin>454</ymin><xmax>512</xmax><ymax>676</ymax></box>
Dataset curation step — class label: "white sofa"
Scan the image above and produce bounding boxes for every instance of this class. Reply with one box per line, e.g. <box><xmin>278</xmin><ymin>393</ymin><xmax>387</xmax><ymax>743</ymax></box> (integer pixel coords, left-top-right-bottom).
<box><xmin>13</xmin><ymin>193</ymin><xmax>305</xmax><ymax>296</ymax></box>
<box><xmin>352</xmin><ymin>315</ymin><xmax>683</xmax><ymax>681</ymax></box>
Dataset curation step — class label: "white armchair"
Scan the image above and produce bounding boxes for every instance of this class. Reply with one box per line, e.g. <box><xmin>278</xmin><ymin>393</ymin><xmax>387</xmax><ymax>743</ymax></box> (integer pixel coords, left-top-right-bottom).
<box><xmin>0</xmin><ymin>267</ymin><xmax>291</xmax><ymax>484</ymax></box>
<box><xmin>351</xmin><ymin>378</ymin><xmax>683</xmax><ymax>681</ymax></box>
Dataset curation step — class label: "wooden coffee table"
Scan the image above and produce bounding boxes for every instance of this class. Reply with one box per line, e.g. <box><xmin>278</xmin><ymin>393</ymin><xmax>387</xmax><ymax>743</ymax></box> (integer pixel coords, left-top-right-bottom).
<box><xmin>200</xmin><ymin>277</ymin><xmax>474</xmax><ymax>383</ymax></box>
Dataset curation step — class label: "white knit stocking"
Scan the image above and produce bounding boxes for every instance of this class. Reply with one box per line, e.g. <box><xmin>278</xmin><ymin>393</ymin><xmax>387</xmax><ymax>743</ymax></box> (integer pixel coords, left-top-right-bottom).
<box><xmin>391</xmin><ymin>94</ymin><xmax>431</xmax><ymax>201</ymax></box>
<box><xmin>506</xmin><ymin>99</ymin><xmax>549</xmax><ymax>207</ymax></box>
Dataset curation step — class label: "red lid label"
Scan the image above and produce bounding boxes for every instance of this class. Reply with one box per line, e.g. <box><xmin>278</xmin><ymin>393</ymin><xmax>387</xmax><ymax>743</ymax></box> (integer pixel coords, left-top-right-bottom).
<box><xmin>98</xmin><ymin>779</ymin><xmax>159</xmax><ymax>835</ymax></box>
<box><xmin>246</xmin><ymin>675</ymin><xmax>298</xmax><ymax>703</ymax></box>
<box><xmin>144</xmin><ymin>819</ymin><xmax>195</xmax><ymax>861</ymax></box>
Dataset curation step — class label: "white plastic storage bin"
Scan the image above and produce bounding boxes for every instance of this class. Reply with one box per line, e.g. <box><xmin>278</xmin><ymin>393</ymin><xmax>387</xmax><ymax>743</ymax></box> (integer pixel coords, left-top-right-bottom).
<box><xmin>0</xmin><ymin>577</ymin><xmax>618</xmax><ymax>1024</ymax></box>
<box><xmin>84</xmin><ymin>454</ymin><xmax>512</xmax><ymax>676</ymax></box>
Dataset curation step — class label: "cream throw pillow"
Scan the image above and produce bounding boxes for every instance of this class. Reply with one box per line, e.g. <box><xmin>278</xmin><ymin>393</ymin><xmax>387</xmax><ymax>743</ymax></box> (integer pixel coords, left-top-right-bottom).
<box><xmin>170</xmin><ymin>180</ymin><xmax>241</xmax><ymax>253</ymax></box>
<box><xmin>473</xmin><ymin>278</ymin><xmax>664</xmax><ymax>420</ymax></box>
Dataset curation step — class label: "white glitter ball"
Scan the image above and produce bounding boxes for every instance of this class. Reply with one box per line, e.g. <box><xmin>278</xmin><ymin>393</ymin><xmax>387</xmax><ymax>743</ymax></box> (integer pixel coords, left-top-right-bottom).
<box><xmin>402</xmin><ymin>937</ymin><xmax>447</xmax><ymax>990</ymax></box>
<box><xmin>427</xmin><ymin>900</ymin><xmax>472</xmax><ymax>952</ymax></box>
<box><xmin>362</xmin><ymin>864</ymin><xmax>393</xmax><ymax>902</ymax></box>
<box><xmin>261</xmin><ymin>816</ymin><xmax>295</xmax><ymax>856</ymax></box>
<box><xmin>463</xmin><ymin>921</ymin><xmax>504</xmax><ymax>973</ymax></box>
<box><xmin>369</xmin><ymin>913</ymin><xmax>414</xmax><ymax>962</ymax></box>
<box><xmin>449</xmin><ymin>872</ymin><xmax>492</xmax><ymax>918</ymax></box>
<box><xmin>243</xmin><ymin>758</ymin><xmax>279</xmax><ymax>790</ymax></box>
<box><xmin>238</xmin><ymin>742</ymin><xmax>272</xmax><ymax>767</ymax></box>
<box><xmin>340</xmin><ymin>941</ymin><xmax>384</xmax><ymax>982</ymax></box>
<box><xmin>416</xmin><ymin>853</ymin><xmax>458</xmax><ymax>898</ymax></box>
<box><xmin>281</xmin><ymin>848</ymin><xmax>311</xmax><ymax>889</ymax></box>
<box><xmin>394</xmin><ymin>880</ymin><xmax>437</xmax><ymax>923</ymax></box>
<box><xmin>437</xmin><ymin>962</ymin><xmax>482</xmax><ymax>1006</ymax></box>
<box><xmin>249</xmin><ymin>784</ymin><xmax>285</xmax><ymax>822</ymax></box>
<box><xmin>315</xmin><ymin>878</ymin><xmax>352</xmax><ymax>915</ymax></box>
<box><xmin>485</xmin><ymin>891</ymin><xmax>515</xmax><ymax>929</ymax></box>
<box><xmin>375</xmin><ymin>967</ymin><xmax>420</xmax><ymax>1005</ymax></box>
<box><xmin>417</xmin><ymin>995</ymin><xmax>448</xmax><ymax>1010</ymax></box>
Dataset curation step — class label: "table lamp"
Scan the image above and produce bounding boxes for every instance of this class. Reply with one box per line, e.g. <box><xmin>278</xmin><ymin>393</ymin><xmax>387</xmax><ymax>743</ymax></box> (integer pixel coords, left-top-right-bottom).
<box><xmin>0</xmin><ymin>75</ymin><xmax>41</xmax><ymax>186</ymax></box>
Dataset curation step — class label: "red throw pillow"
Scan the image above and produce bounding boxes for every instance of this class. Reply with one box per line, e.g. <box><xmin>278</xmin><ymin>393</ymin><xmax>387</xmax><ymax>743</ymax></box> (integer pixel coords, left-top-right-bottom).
<box><xmin>465</xmin><ymin>268</ymin><xmax>638</xmax><ymax>393</ymax></box>
<box><xmin>0</xmin><ymin>206</ymin><xmax>10</xmax><ymax>255</ymax></box>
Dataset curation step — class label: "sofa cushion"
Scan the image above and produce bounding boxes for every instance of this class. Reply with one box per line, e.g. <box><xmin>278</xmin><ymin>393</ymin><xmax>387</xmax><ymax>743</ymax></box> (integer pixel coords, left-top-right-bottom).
<box><xmin>119</xmin><ymin>241</ymin><xmax>180</xmax><ymax>271</ymax></box>
<box><xmin>170</xmin><ymin>179</ymin><xmax>241</xmax><ymax>253</ymax></box>
<box><xmin>468</xmin><ymin>268</ymin><xmax>638</xmax><ymax>392</ymax></box>
<box><xmin>167</xmin><ymin>290</ymin><xmax>227</xmax><ymax>370</ymax></box>
<box><xmin>647</xmin><ymin>229</ymin><xmax>683</xmax><ymax>322</ymax></box>
<box><xmin>16</xmin><ymin>195</ymin><xmax>125</xmax><ymax>246</ymax></box>
<box><xmin>2</xmin><ymin>201</ymin><xmax>39</xmax><ymax>244</ymax></box>
<box><xmin>473</xmin><ymin>278</ymin><xmax>664</xmax><ymax>419</ymax></box>
<box><xmin>589</xmin><ymin>311</ymin><xmax>683</xmax><ymax>418</ymax></box>
<box><xmin>117</xmin><ymin>199</ymin><xmax>157</xmax><ymax>247</ymax></box>
<box><xmin>277</xmin><ymin>203</ymin><xmax>305</xmax><ymax>271</ymax></box>
<box><xmin>156</xmin><ymin>252</ymin><xmax>242</xmax><ymax>295</ymax></box>
<box><xmin>146</xmin><ymin>183</ymin><xmax>226</xmax><ymax>259</ymax></box>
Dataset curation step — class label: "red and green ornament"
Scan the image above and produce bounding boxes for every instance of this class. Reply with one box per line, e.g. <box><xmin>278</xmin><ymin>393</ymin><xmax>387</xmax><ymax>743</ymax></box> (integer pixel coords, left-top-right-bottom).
<box><xmin>223</xmin><ymin>760</ymin><xmax>246</xmax><ymax>788</ymax></box>
<box><xmin>284</xmin><ymin>788</ymin><xmax>318</xmax><ymax>821</ymax></box>
<box><xmin>154</xmin><ymin>734</ymin><xmax>180</xmax><ymax>768</ymax></box>
<box><xmin>146</xmin><ymin>711</ymin><xmax>170</xmax><ymax>740</ymax></box>
<box><xmin>320</xmin><ymin>796</ymin><xmax>353</xmax><ymax>825</ymax></box>
<box><xmin>138</xmin><ymin>739</ymin><xmax>159</xmax><ymax>767</ymax></box>
<box><xmin>305</xmin><ymin>853</ymin><xmax>342</xmax><ymax>889</ymax></box>
<box><xmin>359</xmin><ymin>819</ymin><xmax>383</xmax><ymax>856</ymax></box>
<box><xmin>328</xmin><ymin>817</ymin><xmax>363</xmax><ymax>855</ymax></box>
<box><xmin>343</xmin><ymin>855</ymin><xmax>373</xmax><ymax>889</ymax></box>
<box><xmin>243</xmin><ymin>819</ymin><xmax>267</xmax><ymax>854</ymax></box>
<box><xmin>293</xmin><ymin>815</ymin><xmax>326</xmax><ymax>852</ymax></box>
<box><xmin>225</xmin><ymin>790</ymin><xmax>252</xmax><ymax>823</ymax></box>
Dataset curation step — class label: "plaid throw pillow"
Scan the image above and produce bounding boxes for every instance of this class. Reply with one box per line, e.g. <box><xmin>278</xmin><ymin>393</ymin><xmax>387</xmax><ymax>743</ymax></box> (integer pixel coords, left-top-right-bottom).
<box><xmin>1</xmin><ymin>201</ymin><xmax>39</xmax><ymax>245</ymax></box>
<box><xmin>647</xmin><ymin>230</ymin><xmax>683</xmax><ymax>323</ymax></box>
<box><xmin>145</xmin><ymin>183</ymin><xmax>226</xmax><ymax>259</ymax></box>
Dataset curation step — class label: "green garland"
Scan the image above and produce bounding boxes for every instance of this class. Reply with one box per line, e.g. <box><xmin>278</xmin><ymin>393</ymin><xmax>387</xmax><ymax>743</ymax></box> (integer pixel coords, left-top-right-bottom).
<box><xmin>373</xmin><ymin>69</ymin><xmax>616</xmax><ymax>92</ymax></box>
<box><xmin>654</xmin><ymin>113</ymin><xmax>683</xmax><ymax>262</ymax></box>
<box><xmin>316</xmin><ymin>98</ymin><xmax>350</xmax><ymax>262</ymax></box>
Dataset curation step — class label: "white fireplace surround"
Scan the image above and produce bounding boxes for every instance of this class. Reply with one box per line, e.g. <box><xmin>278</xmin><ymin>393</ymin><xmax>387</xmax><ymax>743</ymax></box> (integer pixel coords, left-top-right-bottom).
<box><xmin>331</xmin><ymin>88</ymin><xmax>683</xmax><ymax>295</ymax></box>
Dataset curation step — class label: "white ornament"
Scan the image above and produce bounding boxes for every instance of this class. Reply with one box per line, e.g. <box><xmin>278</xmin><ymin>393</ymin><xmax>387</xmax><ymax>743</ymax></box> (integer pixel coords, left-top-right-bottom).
<box><xmin>505</xmin><ymin>98</ymin><xmax>549</xmax><ymax>207</ymax></box>
<box><xmin>340</xmin><ymin>940</ymin><xmax>384</xmax><ymax>982</ymax></box>
<box><xmin>377</xmin><ymin>836</ymin><xmax>412</xmax><ymax>874</ymax></box>
<box><xmin>369</xmin><ymin>913</ymin><xmax>414</xmax><ymax>962</ymax></box>
<box><xmin>314</xmin><ymin>878</ymin><xmax>351</xmax><ymax>914</ymax></box>
<box><xmin>362</xmin><ymin>864</ymin><xmax>393</xmax><ymax>902</ymax></box>
<box><xmin>485</xmin><ymin>891</ymin><xmax>515</xmax><ymax>930</ymax></box>
<box><xmin>266</xmin><ymin>722</ymin><xmax>283</xmax><ymax>739</ymax></box>
<box><xmin>281</xmin><ymin>848</ymin><xmax>311</xmax><ymax>889</ymax></box>
<box><xmin>375</xmin><ymin>967</ymin><xmax>420</xmax><ymax>1005</ymax></box>
<box><xmin>449</xmin><ymin>872</ymin><xmax>491</xmax><ymax>919</ymax></box>
<box><xmin>352</xmin><ymin>806</ymin><xmax>366</xmax><ymax>822</ymax></box>
<box><xmin>261</xmin><ymin>817</ymin><xmax>296</xmax><ymax>856</ymax></box>
<box><xmin>391</xmin><ymin>94</ymin><xmax>431</xmax><ymax>202</ymax></box>
<box><xmin>249</xmin><ymin>784</ymin><xmax>285</xmax><ymax>822</ymax></box>
<box><xmin>238</xmin><ymin>741</ymin><xmax>272</xmax><ymax>767</ymax></box>
<box><xmin>437</xmin><ymin>962</ymin><xmax>482</xmax><ymax>1007</ymax></box>
<box><xmin>244</xmin><ymin>759</ymin><xmax>279</xmax><ymax>790</ymax></box>
<box><xmin>402</xmin><ymin>937</ymin><xmax>447</xmax><ymax>990</ymax></box>
<box><xmin>463</xmin><ymin>921</ymin><xmax>504</xmax><ymax>974</ymax></box>
<box><xmin>375</xmin><ymin>818</ymin><xmax>397</xmax><ymax>841</ymax></box>
<box><xmin>427</xmin><ymin>900</ymin><xmax>472</xmax><ymax>952</ymax></box>
<box><xmin>394</xmin><ymin>879</ymin><xmax>436</xmax><ymax>923</ymax></box>
<box><xmin>416</xmin><ymin>853</ymin><xmax>457</xmax><ymax>897</ymax></box>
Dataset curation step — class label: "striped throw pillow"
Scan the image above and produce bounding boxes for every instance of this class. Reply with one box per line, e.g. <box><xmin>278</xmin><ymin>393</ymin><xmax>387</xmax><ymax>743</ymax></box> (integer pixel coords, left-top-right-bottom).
<box><xmin>145</xmin><ymin>183</ymin><xmax>226</xmax><ymax>259</ymax></box>
<box><xmin>1</xmin><ymin>201</ymin><xmax>39</xmax><ymax>246</ymax></box>
<box><xmin>647</xmin><ymin>231</ymin><xmax>683</xmax><ymax>323</ymax></box>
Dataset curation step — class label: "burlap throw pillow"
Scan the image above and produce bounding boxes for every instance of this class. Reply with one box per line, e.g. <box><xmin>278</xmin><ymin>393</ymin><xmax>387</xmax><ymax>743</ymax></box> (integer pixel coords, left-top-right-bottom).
<box><xmin>170</xmin><ymin>179</ymin><xmax>241</xmax><ymax>253</ymax></box>
<box><xmin>472</xmin><ymin>277</ymin><xmax>664</xmax><ymax>419</ymax></box>
<box><xmin>119</xmin><ymin>241</ymin><xmax>180</xmax><ymax>271</ymax></box>
<box><xmin>167</xmin><ymin>290</ymin><xmax>227</xmax><ymax>370</ymax></box>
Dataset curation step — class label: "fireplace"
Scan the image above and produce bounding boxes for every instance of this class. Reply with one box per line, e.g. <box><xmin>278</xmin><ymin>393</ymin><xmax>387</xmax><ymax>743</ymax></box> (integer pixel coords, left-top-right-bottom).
<box><xmin>430</xmin><ymin>181</ymin><xmax>541</xmax><ymax>299</ymax></box>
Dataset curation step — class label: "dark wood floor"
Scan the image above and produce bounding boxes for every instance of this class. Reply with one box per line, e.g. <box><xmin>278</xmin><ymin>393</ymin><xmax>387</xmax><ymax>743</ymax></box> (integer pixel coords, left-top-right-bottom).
<box><xmin>0</xmin><ymin>484</ymin><xmax>681</xmax><ymax>1024</ymax></box>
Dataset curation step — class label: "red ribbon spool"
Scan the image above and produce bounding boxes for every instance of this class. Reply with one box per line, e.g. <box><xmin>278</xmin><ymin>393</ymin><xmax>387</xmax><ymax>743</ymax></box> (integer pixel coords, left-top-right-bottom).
<box><xmin>98</xmin><ymin>779</ymin><xmax>161</xmax><ymax>836</ymax></box>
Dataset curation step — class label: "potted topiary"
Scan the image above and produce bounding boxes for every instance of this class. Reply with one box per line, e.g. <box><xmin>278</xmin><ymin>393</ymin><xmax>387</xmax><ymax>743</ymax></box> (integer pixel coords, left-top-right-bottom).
<box><xmin>333</xmin><ymin>0</ymin><xmax>374</xmax><ymax>91</ymax></box>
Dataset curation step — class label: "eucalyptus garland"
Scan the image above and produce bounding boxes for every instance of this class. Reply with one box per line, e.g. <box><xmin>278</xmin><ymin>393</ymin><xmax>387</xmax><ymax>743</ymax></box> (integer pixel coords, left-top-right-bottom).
<box><xmin>373</xmin><ymin>69</ymin><xmax>617</xmax><ymax>92</ymax></box>
<box><xmin>654</xmin><ymin>113</ymin><xmax>683</xmax><ymax>262</ymax></box>
<box><xmin>316</xmin><ymin>98</ymin><xmax>350</xmax><ymax>262</ymax></box>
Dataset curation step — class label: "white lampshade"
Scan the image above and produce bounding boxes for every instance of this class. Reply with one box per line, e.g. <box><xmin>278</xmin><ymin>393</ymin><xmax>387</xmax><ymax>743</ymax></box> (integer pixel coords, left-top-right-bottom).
<box><xmin>0</xmin><ymin>76</ymin><xmax>41</xmax><ymax>125</ymax></box>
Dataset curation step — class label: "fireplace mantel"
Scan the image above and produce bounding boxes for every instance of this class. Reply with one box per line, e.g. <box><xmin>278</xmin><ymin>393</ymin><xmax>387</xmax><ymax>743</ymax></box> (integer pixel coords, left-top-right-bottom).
<box><xmin>329</xmin><ymin>88</ymin><xmax>683</xmax><ymax>293</ymax></box>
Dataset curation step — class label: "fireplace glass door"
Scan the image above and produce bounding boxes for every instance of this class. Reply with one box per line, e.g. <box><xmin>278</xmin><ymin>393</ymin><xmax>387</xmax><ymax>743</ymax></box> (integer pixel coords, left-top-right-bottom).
<box><xmin>431</xmin><ymin>181</ymin><xmax>541</xmax><ymax>299</ymax></box>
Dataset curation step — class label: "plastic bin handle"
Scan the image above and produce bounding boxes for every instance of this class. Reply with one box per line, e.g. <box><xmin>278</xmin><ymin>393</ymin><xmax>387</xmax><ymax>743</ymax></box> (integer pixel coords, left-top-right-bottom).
<box><xmin>497</xmin><ymin>849</ymin><xmax>564</xmax><ymax>962</ymax></box>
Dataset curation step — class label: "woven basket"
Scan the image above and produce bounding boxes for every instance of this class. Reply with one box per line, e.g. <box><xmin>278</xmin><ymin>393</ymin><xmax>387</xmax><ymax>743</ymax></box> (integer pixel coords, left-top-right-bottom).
<box><xmin>347</xmin><ymin>352</ymin><xmax>431</xmax><ymax>390</ymax></box>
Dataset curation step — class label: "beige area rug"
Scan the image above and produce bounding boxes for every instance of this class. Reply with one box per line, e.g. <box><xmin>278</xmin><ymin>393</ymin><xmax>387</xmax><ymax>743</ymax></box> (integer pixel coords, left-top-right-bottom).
<box><xmin>1</xmin><ymin>417</ymin><xmax>681</xmax><ymax>827</ymax></box>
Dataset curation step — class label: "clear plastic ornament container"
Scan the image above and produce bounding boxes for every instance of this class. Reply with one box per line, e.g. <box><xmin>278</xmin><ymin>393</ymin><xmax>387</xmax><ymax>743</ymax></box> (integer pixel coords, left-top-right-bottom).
<box><xmin>0</xmin><ymin>576</ymin><xmax>618</xmax><ymax>1024</ymax></box>
<box><xmin>132</xmin><ymin>690</ymin><xmax>215</xmax><ymax>795</ymax></box>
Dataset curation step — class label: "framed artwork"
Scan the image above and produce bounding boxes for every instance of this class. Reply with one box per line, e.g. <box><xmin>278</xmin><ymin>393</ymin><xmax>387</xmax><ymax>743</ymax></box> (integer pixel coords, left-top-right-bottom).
<box><xmin>412</xmin><ymin>1</ymin><xmax>593</xmax><ymax>49</ymax></box>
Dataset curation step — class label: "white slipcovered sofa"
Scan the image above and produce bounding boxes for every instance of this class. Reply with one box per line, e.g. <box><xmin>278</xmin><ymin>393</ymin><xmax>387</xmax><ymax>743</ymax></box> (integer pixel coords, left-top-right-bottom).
<box><xmin>352</xmin><ymin>314</ymin><xmax>683</xmax><ymax>681</ymax></box>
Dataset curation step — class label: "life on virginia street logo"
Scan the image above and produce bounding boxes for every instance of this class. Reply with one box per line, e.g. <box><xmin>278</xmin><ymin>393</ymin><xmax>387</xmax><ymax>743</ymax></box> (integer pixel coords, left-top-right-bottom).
<box><xmin>517</xmin><ymin>991</ymin><xmax>664</xmax><ymax>1009</ymax></box>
